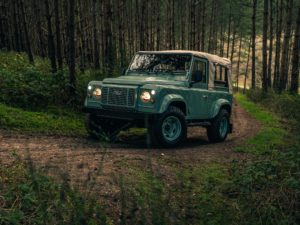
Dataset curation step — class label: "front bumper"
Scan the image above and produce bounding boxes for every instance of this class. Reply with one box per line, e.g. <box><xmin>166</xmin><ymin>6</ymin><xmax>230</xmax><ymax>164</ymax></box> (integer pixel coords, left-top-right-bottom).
<box><xmin>82</xmin><ymin>106</ymin><xmax>157</xmax><ymax>121</ymax></box>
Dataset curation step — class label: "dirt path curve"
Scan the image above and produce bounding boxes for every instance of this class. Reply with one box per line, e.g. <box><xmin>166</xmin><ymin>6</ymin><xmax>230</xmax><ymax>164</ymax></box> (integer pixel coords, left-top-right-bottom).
<box><xmin>0</xmin><ymin>103</ymin><xmax>260</xmax><ymax>219</ymax></box>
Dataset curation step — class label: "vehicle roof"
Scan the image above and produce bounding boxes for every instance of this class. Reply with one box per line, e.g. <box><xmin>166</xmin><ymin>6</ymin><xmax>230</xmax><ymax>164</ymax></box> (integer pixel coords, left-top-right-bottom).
<box><xmin>138</xmin><ymin>50</ymin><xmax>231</xmax><ymax>68</ymax></box>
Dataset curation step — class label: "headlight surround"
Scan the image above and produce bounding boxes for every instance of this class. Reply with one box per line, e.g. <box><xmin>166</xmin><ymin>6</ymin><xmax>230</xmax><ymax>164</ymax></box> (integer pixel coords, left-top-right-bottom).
<box><xmin>140</xmin><ymin>90</ymin><xmax>155</xmax><ymax>103</ymax></box>
<box><xmin>92</xmin><ymin>87</ymin><xmax>102</xmax><ymax>98</ymax></box>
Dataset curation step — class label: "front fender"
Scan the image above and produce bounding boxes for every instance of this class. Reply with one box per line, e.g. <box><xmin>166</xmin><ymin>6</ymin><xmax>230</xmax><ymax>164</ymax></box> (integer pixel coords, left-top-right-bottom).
<box><xmin>210</xmin><ymin>99</ymin><xmax>231</xmax><ymax>118</ymax></box>
<box><xmin>158</xmin><ymin>94</ymin><xmax>186</xmax><ymax>114</ymax></box>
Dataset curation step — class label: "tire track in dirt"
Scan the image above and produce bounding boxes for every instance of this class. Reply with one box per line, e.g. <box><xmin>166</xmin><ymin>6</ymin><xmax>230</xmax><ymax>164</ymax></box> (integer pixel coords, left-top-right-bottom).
<box><xmin>0</xmin><ymin>103</ymin><xmax>260</xmax><ymax>219</ymax></box>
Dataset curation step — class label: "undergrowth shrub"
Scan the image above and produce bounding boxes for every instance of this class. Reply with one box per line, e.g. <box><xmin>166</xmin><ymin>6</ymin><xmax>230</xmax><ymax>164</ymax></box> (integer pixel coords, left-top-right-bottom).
<box><xmin>0</xmin><ymin>160</ymin><xmax>111</xmax><ymax>225</ymax></box>
<box><xmin>0</xmin><ymin>51</ymin><xmax>104</xmax><ymax>110</ymax></box>
<box><xmin>246</xmin><ymin>89</ymin><xmax>300</xmax><ymax>123</ymax></box>
<box><xmin>234</xmin><ymin>92</ymin><xmax>300</xmax><ymax>225</ymax></box>
<box><xmin>231</xmin><ymin>145</ymin><xmax>300</xmax><ymax>225</ymax></box>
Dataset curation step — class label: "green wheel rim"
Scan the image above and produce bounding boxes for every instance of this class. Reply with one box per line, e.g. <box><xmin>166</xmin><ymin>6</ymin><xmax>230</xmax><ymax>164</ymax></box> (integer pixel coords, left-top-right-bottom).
<box><xmin>219</xmin><ymin>117</ymin><xmax>228</xmax><ymax>138</ymax></box>
<box><xmin>162</xmin><ymin>116</ymin><xmax>182</xmax><ymax>142</ymax></box>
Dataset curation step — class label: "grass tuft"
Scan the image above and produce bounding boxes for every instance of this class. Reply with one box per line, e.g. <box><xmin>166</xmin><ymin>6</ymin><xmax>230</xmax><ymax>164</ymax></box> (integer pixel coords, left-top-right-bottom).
<box><xmin>235</xmin><ymin>93</ymin><xmax>288</xmax><ymax>154</ymax></box>
<box><xmin>0</xmin><ymin>103</ymin><xmax>86</xmax><ymax>136</ymax></box>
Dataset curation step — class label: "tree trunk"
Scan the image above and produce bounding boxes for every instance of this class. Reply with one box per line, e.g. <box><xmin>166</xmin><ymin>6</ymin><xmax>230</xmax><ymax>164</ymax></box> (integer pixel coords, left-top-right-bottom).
<box><xmin>262</xmin><ymin>0</ymin><xmax>269</xmax><ymax>93</ymax></box>
<box><xmin>17</xmin><ymin>3</ymin><xmax>25</xmax><ymax>51</ymax></box>
<box><xmin>118</xmin><ymin>0</ymin><xmax>126</xmax><ymax>67</ymax></box>
<box><xmin>171</xmin><ymin>0</ymin><xmax>175</xmax><ymax>49</ymax></box>
<box><xmin>104</xmin><ymin>0</ymin><xmax>114</xmax><ymax>74</ymax></box>
<box><xmin>0</xmin><ymin>2</ymin><xmax>5</xmax><ymax>49</ymax></box>
<box><xmin>244</xmin><ymin>38</ymin><xmax>252</xmax><ymax>94</ymax></box>
<box><xmin>140</xmin><ymin>0</ymin><xmax>146</xmax><ymax>50</ymax></box>
<box><xmin>12</xmin><ymin>0</ymin><xmax>20</xmax><ymax>52</ymax></box>
<box><xmin>290</xmin><ymin>0</ymin><xmax>300</xmax><ymax>94</ymax></box>
<box><xmin>20</xmin><ymin>0</ymin><xmax>34</xmax><ymax>64</ymax></box>
<box><xmin>92</xmin><ymin>0</ymin><xmax>100</xmax><ymax>69</ymax></box>
<box><xmin>156</xmin><ymin>1</ymin><xmax>161</xmax><ymax>51</ymax></box>
<box><xmin>189</xmin><ymin>0</ymin><xmax>196</xmax><ymax>49</ymax></box>
<box><xmin>230</xmin><ymin>25</ymin><xmax>236</xmax><ymax>63</ymax></box>
<box><xmin>33</xmin><ymin>0</ymin><xmax>45</xmax><ymax>57</ymax></box>
<box><xmin>279</xmin><ymin>0</ymin><xmax>293</xmax><ymax>92</ymax></box>
<box><xmin>45</xmin><ymin>0</ymin><xmax>57</xmax><ymax>73</ymax></box>
<box><xmin>267</xmin><ymin>0</ymin><xmax>274</xmax><ymax>87</ymax></box>
<box><xmin>226</xmin><ymin>1</ymin><xmax>232</xmax><ymax>58</ymax></box>
<box><xmin>68</xmin><ymin>0</ymin><xmax>76</xmax><ymax>99</ymax></box>
<box><xmin>201</xmin><ymin>0</ymin><xmax>206</xmax><ymax>51</ymax></box>
<box><xmin>54</xmin><ymin>0</ymin><xmax>63</xmax><ymax>70</ymax></box>
<box><xmin>236</xmin><ymin>35</ymin><xmax>243</xmax><ymax>92</ymax></box>
<box><xmin>273</xmin><ymin>0</ymin><xmax>283</xmax><ymax>89</ymax></box>
<box><xmin>181</xmin><ymin>1</ymin><xmax>186</xmax><ymax>49</ymax></box>
<box><xmin>219</xmin><ymin>10</ymin><xmax>225</xmax><ymax>57</ymax></box>
<box><xmin>251</xmin><ymin>0</ymin><xmax>257</xmax><ymax>89</ymax></box>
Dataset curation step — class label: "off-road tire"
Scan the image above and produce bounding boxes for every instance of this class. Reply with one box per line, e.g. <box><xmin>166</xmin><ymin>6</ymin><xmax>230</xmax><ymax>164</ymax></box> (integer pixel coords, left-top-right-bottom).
<box><xmin>150</xmin><ymin>106</ymin><xmax>187</xmax><ymax>148</ymax></box>
<box><xmin>207</xmin><ymin>109</ymin><xmax>230</xmax><ymax>142</ymax></box>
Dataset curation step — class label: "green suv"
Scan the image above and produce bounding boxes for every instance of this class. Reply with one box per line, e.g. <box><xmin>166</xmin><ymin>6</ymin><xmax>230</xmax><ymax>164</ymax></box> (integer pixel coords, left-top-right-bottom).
<box><xmin>83</xmin><ymin>50</ymin><xmax>233</xmax><ymax>147</ymax></box>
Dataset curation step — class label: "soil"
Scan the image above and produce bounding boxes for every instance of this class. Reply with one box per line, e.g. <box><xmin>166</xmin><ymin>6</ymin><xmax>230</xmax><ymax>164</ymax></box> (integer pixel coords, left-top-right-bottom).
<box><xmin>0</xmin><ymin>103</ymin><xmax>260</xmax><ymax>221</ymax></box>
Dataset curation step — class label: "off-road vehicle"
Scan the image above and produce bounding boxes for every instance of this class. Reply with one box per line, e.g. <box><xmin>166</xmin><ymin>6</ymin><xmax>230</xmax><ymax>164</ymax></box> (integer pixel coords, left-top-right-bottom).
<box><xmin>83</xmin><ymin>50</ymin><xmax>233</xmax><ymax>147</ymax></box>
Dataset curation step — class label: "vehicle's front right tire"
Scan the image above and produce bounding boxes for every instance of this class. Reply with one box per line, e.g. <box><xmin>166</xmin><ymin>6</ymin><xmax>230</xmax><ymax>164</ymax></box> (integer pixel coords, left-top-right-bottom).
<box><xmin>149</xmin><ymin>106</ymin><xmax>187</xmax><ymax>148</ymax></box>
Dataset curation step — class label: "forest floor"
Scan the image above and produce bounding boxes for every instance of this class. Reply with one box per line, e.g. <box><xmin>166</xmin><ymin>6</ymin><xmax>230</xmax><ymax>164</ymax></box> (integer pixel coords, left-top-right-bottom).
<box><xmin>0</xmin><ymin>103</ymin><xmax>260</xmax><ymax>222</ymax></box>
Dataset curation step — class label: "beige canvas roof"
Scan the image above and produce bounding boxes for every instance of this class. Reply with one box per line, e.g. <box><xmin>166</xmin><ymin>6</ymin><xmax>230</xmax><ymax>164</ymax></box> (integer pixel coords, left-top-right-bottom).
<box><xmin>138</xmin><ymin>50</ymin><xmax>233</xmax><ymax>93</ymax></box>
<box><xmin>139</xmin><ymin>50</ymin><xmax>231</xmax><ymax>68</ymax></box>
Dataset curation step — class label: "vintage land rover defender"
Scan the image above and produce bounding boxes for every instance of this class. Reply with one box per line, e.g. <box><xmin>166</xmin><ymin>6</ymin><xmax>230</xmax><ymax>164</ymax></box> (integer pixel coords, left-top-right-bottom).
<box><xmin>83</xmin><ymin>50</ymin><xmax>233</xmax><ymax>147</ymax></box>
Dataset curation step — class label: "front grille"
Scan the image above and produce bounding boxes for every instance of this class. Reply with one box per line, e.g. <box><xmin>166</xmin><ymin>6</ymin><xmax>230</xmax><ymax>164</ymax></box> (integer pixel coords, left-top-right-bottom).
<box><xmin>101</xmin><ymin>86</ymin><xmax>136</xmax><ymax>107</ymax></box>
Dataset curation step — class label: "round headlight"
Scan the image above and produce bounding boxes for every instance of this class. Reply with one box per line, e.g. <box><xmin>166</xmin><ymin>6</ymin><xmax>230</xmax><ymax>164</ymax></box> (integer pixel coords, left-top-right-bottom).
<box><xmin>93</xmin><ymin>88</ymin><xmax>102</xmax><ymax>98</ymax></box>
<box><xmin>88</xmin><ymin>85</ymin><xmax>92</xmax><ymax>91</ymax></box>
<box><xmin>140</xmin><ymin>91</ymin><xmax>151</xmax><ymax>102</ymax></box>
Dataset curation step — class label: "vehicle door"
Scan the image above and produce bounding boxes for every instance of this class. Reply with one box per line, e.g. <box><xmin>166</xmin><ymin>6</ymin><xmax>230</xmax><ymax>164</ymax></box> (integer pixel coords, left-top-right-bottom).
<box><xmin>188</xmin><ymin>57</ymin><xmax>210</xmax><ymax>119</ymax></box>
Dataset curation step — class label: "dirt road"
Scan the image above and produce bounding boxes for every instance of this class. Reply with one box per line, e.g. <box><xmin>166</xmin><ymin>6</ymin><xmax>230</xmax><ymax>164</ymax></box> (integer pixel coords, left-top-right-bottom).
<box><xmin>0</xmin><ymin>103</ymin><xmax>260</xmax><ymax>220</ymax></box>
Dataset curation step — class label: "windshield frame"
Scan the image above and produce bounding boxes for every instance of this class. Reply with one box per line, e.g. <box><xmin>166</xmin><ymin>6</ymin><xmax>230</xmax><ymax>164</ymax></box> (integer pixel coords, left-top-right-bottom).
<box><xmin>126</xmin><ymin>53</ymin><xmax>193</xmax><ymax>78</ymax></box>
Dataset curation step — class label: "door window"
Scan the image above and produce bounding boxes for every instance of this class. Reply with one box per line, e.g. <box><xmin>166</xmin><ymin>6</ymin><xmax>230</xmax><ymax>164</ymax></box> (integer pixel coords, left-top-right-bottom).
<box><xmin>191</xmin><ymin>59</ymin><xmax>207</xmax><ymax>83</ymax></box>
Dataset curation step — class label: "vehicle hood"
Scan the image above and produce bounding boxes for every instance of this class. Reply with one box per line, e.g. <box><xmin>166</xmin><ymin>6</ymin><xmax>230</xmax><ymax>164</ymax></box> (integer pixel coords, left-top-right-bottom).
<box><xmin>102</xmin><ymin>75</ymin><xmax>186</xmax><ymax>86</ymax></box>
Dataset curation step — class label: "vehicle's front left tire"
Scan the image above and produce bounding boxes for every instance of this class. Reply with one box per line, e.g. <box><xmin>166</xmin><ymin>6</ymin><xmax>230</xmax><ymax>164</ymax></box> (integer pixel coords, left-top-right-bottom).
<box><xmin>150</xmin><ymin>106</ymin><xmax>187</xmax><ymax>148</ymax></box>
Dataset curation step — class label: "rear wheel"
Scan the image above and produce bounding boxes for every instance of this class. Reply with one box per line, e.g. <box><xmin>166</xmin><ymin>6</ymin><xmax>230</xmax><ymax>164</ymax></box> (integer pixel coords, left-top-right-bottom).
<box><xmin>149</xmin><ymin>106</ymin><xmax>187</xmax><ymax>148</ymax></box>
<box><xmin>207</xmin><ymin>109</ymin><xmax>230</xmax><ymax>142</ymax></box>
<box><xmin>85</xmin><ymin>114</ymin><xmax>129</xmax><ymax>141</ymax></box>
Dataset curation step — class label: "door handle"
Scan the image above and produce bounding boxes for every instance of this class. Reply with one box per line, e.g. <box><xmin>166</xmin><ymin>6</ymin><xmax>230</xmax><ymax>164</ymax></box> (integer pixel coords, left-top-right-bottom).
<box><xmin>203</xmin><ymin>95</ymin><xmax>208</xmax><ymax>99</ymax></box>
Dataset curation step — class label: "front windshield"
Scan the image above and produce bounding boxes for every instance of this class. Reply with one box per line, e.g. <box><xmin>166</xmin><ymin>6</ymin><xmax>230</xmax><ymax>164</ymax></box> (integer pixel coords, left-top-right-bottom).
<box><xmin>128</xmin><ymin>54</ymin><xmax>192</xmax><ymax>76</ymax></box>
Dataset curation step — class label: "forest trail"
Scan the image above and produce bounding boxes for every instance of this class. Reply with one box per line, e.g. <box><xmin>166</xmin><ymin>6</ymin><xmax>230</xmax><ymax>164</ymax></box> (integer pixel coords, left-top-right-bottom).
<box><xmin>0</xmin><ymin>103</ymin><xmax>260</xmax><ymax>217</ymax></box>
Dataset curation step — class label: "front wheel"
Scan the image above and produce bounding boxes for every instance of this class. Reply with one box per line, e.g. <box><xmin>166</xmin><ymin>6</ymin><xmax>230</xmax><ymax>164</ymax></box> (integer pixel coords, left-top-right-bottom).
<box><xmin>149</xmin><ymin>106</ymin><xmax>187</xmax><ymax>148</ymax></box>
<box><xmin>207</xmin><ymin>109</ymin><xmax>230</xmax><ymax>142</ymax></box>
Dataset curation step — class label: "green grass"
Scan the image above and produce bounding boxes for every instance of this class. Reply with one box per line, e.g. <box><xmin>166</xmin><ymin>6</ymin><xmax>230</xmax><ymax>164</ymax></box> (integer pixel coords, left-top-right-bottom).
<box><xmin>109</xmin><ymin>93</ymin><xmax>299</xmax><ymax>225</ymax></box>
<box><xmin>0</xmin><ymin>160</ymin><xmax>112</xmax><ymax>225</ymax></box>
<box><xmin>118</xmin><ymin>160</ymin><xmax>238</xmax><ymax>225</ymax></box>
<box><xmin>0</xmin><ymin>103</ymin><xmax>86</xmax><ymax>136</ymax></box>
<box><xmin>173</xmin><ymin>163</ymin><xmax>238</xmax><ymax>225</ymax></box>
<box><xmin>235</xmin><ymin>93</ymin><xmax>288</xmax><ymax>154</ymax></box>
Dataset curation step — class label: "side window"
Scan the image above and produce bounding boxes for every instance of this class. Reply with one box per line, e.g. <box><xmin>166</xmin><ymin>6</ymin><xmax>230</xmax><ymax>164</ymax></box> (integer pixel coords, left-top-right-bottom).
<box><xmin>191</xmin><ymin>59</ymin><xmax>206</xmax><ymax>83</ymax></box>
<box><xmin>214</xmin><ymin>65</ymin><xmax>228</xmax><ymax>87</ymax></box>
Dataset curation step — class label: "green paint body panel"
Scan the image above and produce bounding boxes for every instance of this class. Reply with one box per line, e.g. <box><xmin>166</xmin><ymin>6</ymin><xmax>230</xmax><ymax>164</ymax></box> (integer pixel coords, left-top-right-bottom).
<box><xmin>84</xmin><ymin>54</ymin><xmax>233</xmax><ymax>123</ymax></box>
